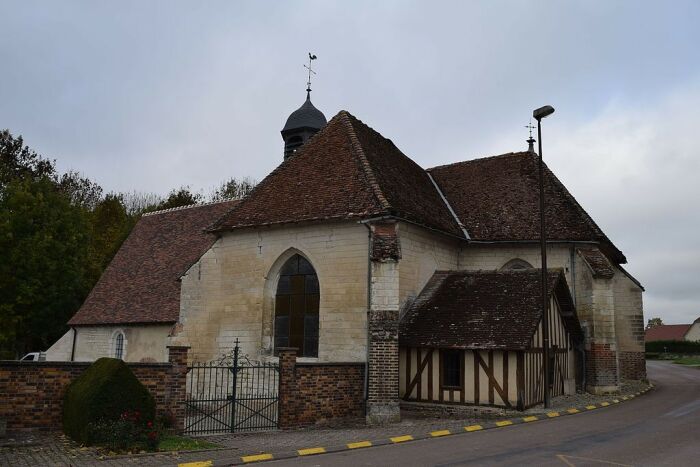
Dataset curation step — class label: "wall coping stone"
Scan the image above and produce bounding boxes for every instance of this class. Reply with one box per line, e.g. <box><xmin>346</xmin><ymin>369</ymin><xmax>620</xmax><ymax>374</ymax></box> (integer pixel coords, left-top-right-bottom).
<box><xmin>296</xmin><ymin>362</ymin><xmax>366</xmax><ymax>367</ymax></box>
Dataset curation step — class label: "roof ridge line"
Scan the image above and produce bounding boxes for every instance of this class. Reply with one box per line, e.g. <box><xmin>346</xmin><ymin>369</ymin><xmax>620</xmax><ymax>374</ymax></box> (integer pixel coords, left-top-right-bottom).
<box><xmin>338</xmin><ymin>111</ymin><xmax>392</xmax><ymax>212</ymax></box>
<box><xmin>143</xmin><ymin>198</ymin><xmax>239</xmax><ymax>217</ymax></box>
<box><xmin>427</xmin><ymin>151</ymin><xmax>528</xmax><ymax>172</ymax></box>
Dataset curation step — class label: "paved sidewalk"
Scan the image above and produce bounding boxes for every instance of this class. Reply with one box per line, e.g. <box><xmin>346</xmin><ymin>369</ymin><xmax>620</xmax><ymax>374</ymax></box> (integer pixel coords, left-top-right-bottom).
<box><xmin>0</xmin><ymin>381</ymin><xmax>650</xmax><ymax>467</ymax></box>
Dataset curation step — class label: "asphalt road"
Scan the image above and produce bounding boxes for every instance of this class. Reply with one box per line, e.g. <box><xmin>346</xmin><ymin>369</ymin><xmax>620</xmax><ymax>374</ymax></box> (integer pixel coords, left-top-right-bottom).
<box><xmin>269</xmin><ymin>361</ymin><xmax>700</xmax><ymax>466</ymax></box>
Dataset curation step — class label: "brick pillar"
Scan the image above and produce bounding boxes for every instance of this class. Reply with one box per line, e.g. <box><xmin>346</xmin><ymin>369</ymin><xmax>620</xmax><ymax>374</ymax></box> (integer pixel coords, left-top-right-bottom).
<box><xmin>366</xmin><ymin>220</ymin><xmax>401</xmax><ymax>425</ymax></box>
<box><xmin>166</xmin><ymin>345</ymin><xmax>189</xmax><ymax>433</ymax></box>
<box><xmin>277</xmin><ymin>347</ymin><xmax>298</xmax><ymax>429</ymax></box>
<box><xmin>366</xmin><ymin>308</ymin><xmax>400</xmax><ymax>425</ymax></box>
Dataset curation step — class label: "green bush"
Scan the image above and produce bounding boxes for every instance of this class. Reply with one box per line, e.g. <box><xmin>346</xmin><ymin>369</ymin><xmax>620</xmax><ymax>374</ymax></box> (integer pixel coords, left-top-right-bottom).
<box><xmin>645</xmin><ymin>340</ymin><xmax>700</xmax><ymax>354</ymax></box>
<box><xmin>63</xmin><ymin>358</ymin><xmax>155</xmax><ymax>445</ymax></box>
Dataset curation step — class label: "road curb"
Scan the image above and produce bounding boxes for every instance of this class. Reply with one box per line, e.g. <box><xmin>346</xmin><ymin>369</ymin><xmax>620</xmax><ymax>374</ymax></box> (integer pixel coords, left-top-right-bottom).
<box><xmin>182</xmin><ymin>384</ymin><xmax>654</xmax><ymax>466</ymax></box>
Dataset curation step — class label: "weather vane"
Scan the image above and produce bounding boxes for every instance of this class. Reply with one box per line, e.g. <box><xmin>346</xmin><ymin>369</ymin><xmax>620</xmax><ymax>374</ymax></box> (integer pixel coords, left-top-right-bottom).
<box><xmin>304</xmin><ymin>53</ymin><xmax>317</xmax><ymax>94</ymax></box>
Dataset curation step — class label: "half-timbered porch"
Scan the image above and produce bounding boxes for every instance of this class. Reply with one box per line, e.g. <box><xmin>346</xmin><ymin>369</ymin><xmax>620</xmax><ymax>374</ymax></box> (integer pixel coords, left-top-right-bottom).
<box><xmin>399</xmin><ymin>269</ymin><xmax>583</xmax><ymax>410</ymax></box>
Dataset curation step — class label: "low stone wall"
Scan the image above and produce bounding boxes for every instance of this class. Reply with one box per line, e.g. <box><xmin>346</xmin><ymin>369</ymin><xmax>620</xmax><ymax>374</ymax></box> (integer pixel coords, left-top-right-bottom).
<box><xmin>0</xmin><ymin>346</ymin><xmax>188</xmax><ymax>433</ymax></box>
<box><xmin>278</xmin><ymin>348</ymin><xmax>365</xmax><ymax>428</ymax></box>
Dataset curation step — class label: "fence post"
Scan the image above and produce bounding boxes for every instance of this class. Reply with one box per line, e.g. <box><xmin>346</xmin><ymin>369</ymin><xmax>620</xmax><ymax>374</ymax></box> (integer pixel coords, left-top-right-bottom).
<box><xmin>230</xmin><ymin>339</ymin><xmax>240</xmax><ymax>432</ymax></box>
<box><xmin>166</xmin><ymin>345</ymin><xmax>190</xmax><ymax>434</ymax></box>
<box><xmin>277</xmin><ymin>347</ymin><xmax>298</xmax><ymax>429</ymax></box>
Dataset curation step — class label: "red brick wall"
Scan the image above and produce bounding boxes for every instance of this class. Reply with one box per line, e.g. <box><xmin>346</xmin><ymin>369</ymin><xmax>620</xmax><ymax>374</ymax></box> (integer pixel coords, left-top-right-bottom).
<box><xmin>278</xmin><ymin>348</ymin><xmax>365</xmax><ymax>428</ymax></box>
<box><xmin>619</xmin><ymin>351</ymin><xmax>646</xmax><ymax>380</ymax></box>
<box><xmin>586</xmin><ymin>343</ymin><xmax>619</xmax><ymax>388</ymax></box>
<box><xmin>0</xmin><ymin>346</ymin><xmax>189</xmax><ymax>433</ymax></box>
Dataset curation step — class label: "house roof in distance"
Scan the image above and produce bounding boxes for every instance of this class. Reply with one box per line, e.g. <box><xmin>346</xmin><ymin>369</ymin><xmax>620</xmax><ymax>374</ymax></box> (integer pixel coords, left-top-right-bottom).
<box><xmin>213</xmin><ymin>110</ymin><xmax>463</xmax><ymax>237</ymax></box>
<box><xmin>645</xmin><ymin>324</ymin><xmax>692</xmax><ymax>342</ymax></box>
<box><xmin>400</xmin><ymin>269</ymin><xmax>582</xmax><ymax>350</ymax></box>
<box><xmin>428</xmin><ymin>152</ymin><xmax>626</xmax><ymax>264</ymax></box>
<box><xmin>68</xmin><ymin>200</ymin><xmax>238</xmax><ymax>326</ymax></box>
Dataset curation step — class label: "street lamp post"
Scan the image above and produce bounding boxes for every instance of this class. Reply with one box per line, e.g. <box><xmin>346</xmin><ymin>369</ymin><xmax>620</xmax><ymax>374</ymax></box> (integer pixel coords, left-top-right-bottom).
<box><xmin>533</xmin><ymin>104</ymin><xmax>555</xmax><ymax>408</ymax></box>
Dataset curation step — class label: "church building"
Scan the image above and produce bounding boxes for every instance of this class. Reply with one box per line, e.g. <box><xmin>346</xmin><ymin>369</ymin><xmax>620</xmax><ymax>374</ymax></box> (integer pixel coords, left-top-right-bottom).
<box><xmin>47</xmin><ymin>88</ymin><xmax>646</xmax><ymax>423</ymax></box>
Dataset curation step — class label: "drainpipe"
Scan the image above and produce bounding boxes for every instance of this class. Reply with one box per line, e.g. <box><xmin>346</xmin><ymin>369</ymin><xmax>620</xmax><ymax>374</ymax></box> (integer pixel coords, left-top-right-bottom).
<box><xmin>570</xmin><ymin>246</ymin><xmax>577</xmax><ymax>307</ymax></box>
<box><xmin>363</xmin><ymin>223</ymin><xmax>372</xmax><ymax>412</ymax></box>
<box><xmin>70</xmin><ymin>327</ymin><xmax>77</xmax><ymax>362</ymax></box>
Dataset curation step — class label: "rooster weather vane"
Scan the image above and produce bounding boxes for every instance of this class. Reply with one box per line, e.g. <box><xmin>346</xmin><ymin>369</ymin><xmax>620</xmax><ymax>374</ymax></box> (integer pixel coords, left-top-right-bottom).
<box><xmin>304</xmin><ymin>53</ymin><xmax>317</xmax><ymax>95</ymax></box>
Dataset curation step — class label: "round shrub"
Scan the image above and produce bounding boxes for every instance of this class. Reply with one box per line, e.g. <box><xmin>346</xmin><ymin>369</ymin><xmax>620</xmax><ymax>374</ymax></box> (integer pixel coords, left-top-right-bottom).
<box><xmin>63</xmin><ymin>357</ymin><xmax>155</xmax><ymax>444</ymax></box>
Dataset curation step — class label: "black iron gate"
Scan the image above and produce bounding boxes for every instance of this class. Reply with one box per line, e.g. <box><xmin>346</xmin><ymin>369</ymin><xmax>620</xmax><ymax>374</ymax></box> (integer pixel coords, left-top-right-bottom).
<box><xmin>184</xmin><ymin>341</ymin><xmax>279</xmax><ymax>435</ymax></box>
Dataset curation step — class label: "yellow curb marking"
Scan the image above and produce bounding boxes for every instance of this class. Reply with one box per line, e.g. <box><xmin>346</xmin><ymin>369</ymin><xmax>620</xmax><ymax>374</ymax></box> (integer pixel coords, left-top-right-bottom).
<box><xmin>613</xmin><ymin>399</ymin><xmax>620</xmax><ymax>403</ymax></box>
<box><xmin>622</xmin><ymin>396</ymin><xmax>628</xmax><ymax>400</ymax></box>
<box><xmin>465</xmin><ymin>424</ymin><xmax>484</xmax><ymax>432</ymax></box>
<box><xmin>178</xmin><ymin>462</ymin><xmax>213</xmax><ymax>467</ymax></box>
<box><xmin>567</xmin><ymin>408</ymin><xmax>580</xmax><ymax>414</ymax></box>
<box><xmin>547</xmin><ymin>411</ymin><xmax>560</xmax><ymax>418</ymax></box>
<box><xmin>241</xmin><ymin>453</ymin><xmax>274</xmax><ymax>463</ymax></box>
<box><xmin>601</xmin><ymin>401</ymin><xmax>610</xmax><ymax>407</ymax></box>
<box><xmin>430</xmin><ymin>430</ymin><xmax>451</xmax><ymax>437</ymax></box>
<box><xmin>298</xmin><ymin>447</ymin><xmax>326</xmax><ymax>456</ymax></box>
<box><xmin>586</xmin><ymin>405</ymin><xmax>597</xmax><ymax>410</ymax></box>
<box><xmin>390</xmin><ymin>435</ymin><xmax>413</xmax><ymax>443</ymax></box>
<box><xmin>347</xmin><ymin>441</ymin><xmax>372</xmax><ymax>449</ymax></box>
<box><xmin>523</xmin><ymin>416</ymin><xmax>539</xmax><ymax>422</ymax></box>
<box><xmin>496</xmin><ymin>420</ymin><xmax>513</xmax><ymax>427</ymax></box>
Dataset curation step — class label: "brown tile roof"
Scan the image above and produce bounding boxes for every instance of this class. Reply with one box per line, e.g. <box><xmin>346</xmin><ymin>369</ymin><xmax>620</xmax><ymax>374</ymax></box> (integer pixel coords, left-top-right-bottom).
<box><xmin>428</xmin><ymin>152</ymin><xmax>626</xmax><ymax>263</ymax></box>
<box><xmin>212</xmin><ymin>111</ymin><xmax>463</xmax><ymax>237</ymax></box>
<box><xmin>577</xmin><ymin>248</ymin><xmax>615</xmax><ymax>278</ymax></box>
<box><xmin>645</xmin><ymin>324</ymin><xmax>692</xmax><ymax>342</ymax></box>
<box><xmin>68</xmin><ymin>200</ymin><xmax>238</xmax><ymax>326</ymax></box>
<box><xmin>400</xmin><ymin>269</ymin><xmax>582</xmax><ymax>350</ymax></box>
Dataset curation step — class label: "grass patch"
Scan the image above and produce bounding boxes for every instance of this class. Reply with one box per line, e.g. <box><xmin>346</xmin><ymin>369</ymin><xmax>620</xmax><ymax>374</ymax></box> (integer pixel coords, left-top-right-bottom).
<box><xmin>673</xmin><ymin>357</ymin><xmax>700</xmax><ymax>366</ymax></box>
<box><xmin>158</xmin><ymin>435</ymin><xmax>220</xmax><ymax>452</ymax></box>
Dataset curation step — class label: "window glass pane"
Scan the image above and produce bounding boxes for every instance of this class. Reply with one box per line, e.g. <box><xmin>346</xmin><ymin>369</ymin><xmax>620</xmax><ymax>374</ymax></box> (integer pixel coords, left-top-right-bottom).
<box><xmin>297</xmin><ymin>256</ymin><xmax>314</xmax><ymax>275</ymax></box>
<box><xmin>115</xmin><ymin>333</ymin><xmax>124</xmax><ymax>360</ymax></box>
<box><xmin>305</xmin><ymin>275</ymin><xmax>319</xmax><ymax>293</ymax></box>
<box><xmin>442</xmin><ymin>350</ymin><xmax>461</xmax><ymax>387</ymax></box>
<box><xmin>275</xmin><ymin>295</ymin><xmax>290</xmax><ymax>315</ymax></box>
<box><xmin>290</xmin><ymin>275</ymin><xmax>305</xmax><ymax>294</ymax></box>
<box><xmin>274</xmin><ymin>315</ymin><xmax>289</xmax><ymax>348</ymax></box>
<box><xmin>280</xmin><ymin>255</ymin><xmax>299</xmax><ymax>275</ymax></box>
<box><xmin>306</xmin><ymin>294</ymin><xmax>319</xmax><ymax>314</ymax></box>
<box><xmin>303</xmin><ymin>314</ymin><xmax>319</xmax><ymax>357</ymax></box>
<box><xmin>277</xmin><ymin>275</ymin><xmax>291</xmax><ymax>295</ymax></box>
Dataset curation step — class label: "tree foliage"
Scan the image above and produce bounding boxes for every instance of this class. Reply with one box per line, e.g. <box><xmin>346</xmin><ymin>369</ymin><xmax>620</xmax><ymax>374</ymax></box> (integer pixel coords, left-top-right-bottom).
<box><xmin>0</xmin><ymin>129</ymin><xmax>255</xmax><ymax>357</ymax></box>
<box><xmin>211</xmin><ymin>176</ymin><xmax>256</xmax><ymax>201</ymax></box>
<box><xmin>646</xmin><ymin>317</ymin><xmax>664</xmax><ymax>330</ymax></box>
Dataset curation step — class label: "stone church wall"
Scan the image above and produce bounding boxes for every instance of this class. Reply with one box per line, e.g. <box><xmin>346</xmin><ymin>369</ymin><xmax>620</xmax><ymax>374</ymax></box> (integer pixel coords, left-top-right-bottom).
<box><xmin>177</xmin><ymin>220</ymin><xmax>369</xmax><ymax>363</ymax></box>
<box><xmin>396</xmin><ymin>222</ymin><xmax>460</xmax><ymax>314</ymax></box>
<box><xmin>613</xmin><ymin>269</ymin><xmax>646</xmax><ymax>380</ymax></box>
<box><xmin>71</xmin><ymin>324</ymin><xmax>172</xmax><ymax>362</ymax></box>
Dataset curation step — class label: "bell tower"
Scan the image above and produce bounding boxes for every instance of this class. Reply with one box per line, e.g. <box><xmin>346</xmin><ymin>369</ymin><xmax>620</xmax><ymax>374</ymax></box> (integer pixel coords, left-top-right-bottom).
<box><xmin>281</xmin><ymin>53</ymin><xmax>327</xmax><ymax>159</ymax></box>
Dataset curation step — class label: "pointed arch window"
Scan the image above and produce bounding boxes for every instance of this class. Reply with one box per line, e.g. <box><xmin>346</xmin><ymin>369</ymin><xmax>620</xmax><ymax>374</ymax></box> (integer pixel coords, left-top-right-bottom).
<box><xmin>114</xmin><ymin>332</ymin><xmax>125</xmax><ymax>360</ymax></box>
<box><xmin>274</xmin><ymin>254</ymin><xmax>319</xmax><ymax>357</ymax></box>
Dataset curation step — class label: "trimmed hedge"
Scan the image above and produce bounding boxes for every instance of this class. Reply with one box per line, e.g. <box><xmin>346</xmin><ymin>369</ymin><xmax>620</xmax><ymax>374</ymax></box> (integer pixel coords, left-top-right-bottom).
<box><xmin>645</xmin><ymin>340</ymin><xmax>700</xmax><ymax>354</ymax></box>
<box><xmin>63</xmin><ymin>358</ymin><xmax>155</xmax><ymax>444</ymax></box>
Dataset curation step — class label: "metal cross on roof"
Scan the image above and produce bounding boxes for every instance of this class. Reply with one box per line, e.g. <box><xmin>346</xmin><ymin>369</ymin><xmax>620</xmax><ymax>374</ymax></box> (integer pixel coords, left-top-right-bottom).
<box><xmin>304</xmin><ymin>53</ymin><xmax>317</xmax><ymax>94</ymax></box>
<box><xmin>525</xmin><ymin>120</ymin><xmax>536</xmax><ymax>139</ymax></box>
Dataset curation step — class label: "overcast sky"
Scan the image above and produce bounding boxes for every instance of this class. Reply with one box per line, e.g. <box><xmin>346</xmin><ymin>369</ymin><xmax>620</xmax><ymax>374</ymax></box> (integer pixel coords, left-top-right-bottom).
<box><xmin>2</xmin><ymin>1</ymin><xmax>699</xmax><ymax>324</ymax></box>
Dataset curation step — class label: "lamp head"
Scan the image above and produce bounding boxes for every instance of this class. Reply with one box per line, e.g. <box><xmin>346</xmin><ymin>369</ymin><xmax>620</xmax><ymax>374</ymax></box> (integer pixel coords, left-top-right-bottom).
<box><xmin>533</xmin><ymin>105</ymin><xmax>555</xmax><ymax>121</ymax></box>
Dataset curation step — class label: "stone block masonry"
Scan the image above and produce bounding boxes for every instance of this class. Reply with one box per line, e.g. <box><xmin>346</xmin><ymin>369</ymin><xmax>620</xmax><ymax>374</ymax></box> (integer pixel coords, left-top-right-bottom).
<box><xmin>277</xmin><ymin>348</ymin><xmax>365</xmax><ymax>428</ymax></box>
<box><xmin>0</xmin><ymin>346</ymin><xmax>189</xmax><ymax>433</ymax></box>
